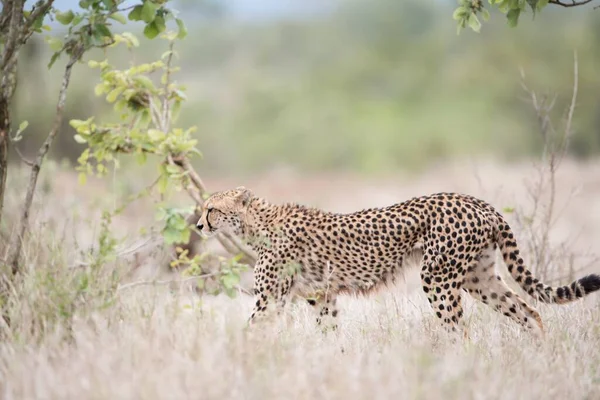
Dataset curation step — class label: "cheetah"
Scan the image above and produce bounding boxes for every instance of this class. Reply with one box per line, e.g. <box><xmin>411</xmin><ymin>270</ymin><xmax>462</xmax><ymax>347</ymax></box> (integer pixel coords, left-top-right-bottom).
<box><xmin>196</xmin><ymin>187</ymin><xmax>600</xmax><ymax>335</ymax></box>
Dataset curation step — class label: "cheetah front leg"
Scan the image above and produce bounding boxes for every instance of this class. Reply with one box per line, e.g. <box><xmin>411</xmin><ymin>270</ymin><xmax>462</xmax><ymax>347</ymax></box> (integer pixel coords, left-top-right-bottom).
<box><xmin>307</xmin><ymin>294</ymin><xmax>338</xmax><ymax>332</ymax></box>
<box><xmin>248</xmin><ymin>254</ymin><xmax>294</xmax><ymax>326</ymax></box>
<box><xmin>248</xmin><ymin>255</ymin><xmax>278</xmax><ymax>325</ymax></box>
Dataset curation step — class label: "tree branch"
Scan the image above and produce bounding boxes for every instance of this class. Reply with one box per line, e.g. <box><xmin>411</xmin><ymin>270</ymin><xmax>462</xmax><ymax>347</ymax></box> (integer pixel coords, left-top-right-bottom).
<box><xmin>25</xmin><ymin>0</ymin><xmax>55</xmax><ymax>29</ymax></box>
<box><xmin>6</xmin><ymin>45</ymin><xmax>85</xmax><ymax>273</ymax></box>
<box><xmin>549</xmin><ymin>0</ymin><xmax>595</xmax><ymax>7</ymax></box>
<box><xmin>0</xmin><ymin>0</ymin><xmax>24</xmax><ymax>232</ymax></box>
<box><xmin>0</xmin><ymin>0</ymin><xmax>24</xmax><ymax>73</ymax></box>
<box><xmin>11</xmin><ymin>143</ymin><xmax>34</xmax><ymax>167</ymax></box>
<box><xmin>116</xmin><ymin>272</ymin><xmax>218</xmax><ymax>292</ymax></box>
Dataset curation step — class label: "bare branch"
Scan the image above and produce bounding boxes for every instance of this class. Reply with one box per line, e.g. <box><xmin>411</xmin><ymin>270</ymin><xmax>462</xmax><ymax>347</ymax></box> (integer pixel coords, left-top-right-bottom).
<box><xmin>514</xmin><ymin>54</ymin><xmax>583</xmax><ymax>282</ymax></box>
<box><xmin>116</xmin><ymin>272</ymin><xmax>219</xmax><ymax>292</ymax></box>
<box><xmin>0</xmin><ymin>0</ymin><xmax>24</xmax><ymax>73</ymax></box>
<box><xmin>25</xmin><ymin>0</ymin><xmax>55</xmax><ymax>29</ymax></box>
<box><xmin>72</xmin><ymin>235</ymin><xmax>162</xmax><ymax>268</ymax></box>
<box><xmin>549</xmin><ymin>0</ymin><xmax>595</xmax><ymax>7</ymax></box>
<box><xmin>11</xmin><ymin>144</ymin><xmax>33</xmax><ymax>167</ymax></box>
<box><xmin>162</xmin><ymin>41</ymin><xmax>175</xmax><ymax>132</ymax></box>
<box><xmin>561</xmin><ymin>51</ymin><xmax>578</xmax><ymax>164</ymax></box>
<box><xmin>6</xmin><ymin>45</ymin><xmax>85</xmax><ymax>273</ymax></box>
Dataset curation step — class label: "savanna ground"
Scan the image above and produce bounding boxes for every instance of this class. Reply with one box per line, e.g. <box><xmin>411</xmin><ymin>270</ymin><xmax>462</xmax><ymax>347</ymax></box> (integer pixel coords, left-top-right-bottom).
<box><xmin>1</xmin><ymin>157</ymin><xmax>600</xmax><ymax>399</ymax></box>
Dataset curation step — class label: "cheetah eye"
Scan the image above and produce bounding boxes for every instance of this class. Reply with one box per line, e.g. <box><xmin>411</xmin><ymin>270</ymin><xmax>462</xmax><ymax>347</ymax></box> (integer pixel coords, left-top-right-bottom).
<box><xmin>206</xmin><ymin>207</ymin><xmax>223</xmax><ymax>218</ymax></box>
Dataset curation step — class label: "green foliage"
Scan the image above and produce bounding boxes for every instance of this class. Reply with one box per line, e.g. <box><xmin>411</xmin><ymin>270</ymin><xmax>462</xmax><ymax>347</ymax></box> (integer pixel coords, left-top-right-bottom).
<box><xmin>179</xmin><ymin>253</ymin><xmax>249</xmax><ymax>298</ymax></box>
<box><xmin>41</xmin><ymin>0</ymin><xmax>185</xmax><ymax>68</ymax></box>
<box><xmin>156</xmin><ymin>205</ymin><xmax>194</xmax><ymax>245</ymax></box>
<box><xmin>453</xmin><ymin>0</ymin><xmax>553</xmax><ymax>33</ymax></box>
<box><xmin>70</xmin><ymin>32</ymin><xmax>199</xmax><ymax>190</ymax></box>
<box><xmin>13</xmin><ymin>0</ymin><xmax>600</xmax><ymax>175</ymax></box>
<box><xmin>71</xmin><ymin>31</ymin><xmax>248</xmax><ymax>299</ymax></box>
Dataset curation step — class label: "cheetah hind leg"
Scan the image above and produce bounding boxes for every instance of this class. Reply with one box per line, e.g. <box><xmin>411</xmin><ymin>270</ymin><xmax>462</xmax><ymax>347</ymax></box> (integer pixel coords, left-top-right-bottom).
<box><xmin>464</xmin><ymin>245</ymin><xmax>544</xmax><ymax>337</ymax></box>
<box><xmin>420</xmin><ymin>267</ymin><xmax>467</xmax><ymax>340</ymax></box>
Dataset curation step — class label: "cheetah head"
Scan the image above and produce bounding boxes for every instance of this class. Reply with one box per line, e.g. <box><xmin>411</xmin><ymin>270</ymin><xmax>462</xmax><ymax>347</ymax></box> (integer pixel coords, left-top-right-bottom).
<box><xmin>196</xmin><ymin>186</ymin><xmax>253</xmax><ymax>237</ymax></box>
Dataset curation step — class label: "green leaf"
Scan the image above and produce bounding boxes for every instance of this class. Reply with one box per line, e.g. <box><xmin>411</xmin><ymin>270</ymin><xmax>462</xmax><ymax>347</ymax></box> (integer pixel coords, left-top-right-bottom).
<box><xmin>224</xmin><ymin>287</ymin><xmax>237</xmax><ymax>299</ymax></box>
<box><xmin>135</xmin><ymin>151</ymin><xmax>147</xmax><ymax>165</ymax></box>
<box><xmin>128</xmin><ymin>5</ymin><xmax>143</xmax><ymax>21</ymax></box>
<box><xmin>148</xmin><ymin>129</ymin><xmax>166</xmax><ymax>142</ymax></box>
<box><xmin>114</xmin><ymin>99</ymin><xmax>127</xmax><ymax>112</ymax></box>
<box><xmin>507</xmin><ymin>8</ymin><xmax>520</xmax><ymax>27</ymax></box>
<box><xmin>46</xmin><ymin>36</ymin><xmax>63</xmax><ymax>52</ymax></box>
<box><xmin>109</xmin><ymin>12</ymin><xmax>127</xmax><ymax>24</ymax></box>
<box><xmin>133</xmin><ymin>76</ymin><xmax>155</xmax><ymax>89</ymax></box>
<box><xmin>176</xmin><ymin>18</ymin><xmax>188</xmax><ymax>39</ymax></box>
<box><xmin>71</xmin><ymin>14</ymin><xmax>84</xmax><ymax>26</ymax></box>
<box><xmin>74</xmin><ymin>134</ymin><xmax>87</xmax><ymax>144</ymax></box>
<box><xmin>452</xmin><ymin>7</ymin><xmax>466</xmax><ymax>21</ymax></box>
<box><xmin>94</xmin><ymin>23</ymin><xmax>112</xmax><ymax>38</ymax></box>
<box><xmin>222</xmin><ymin>273</ymin><xmax>240</xmax><ymax>289</ymax></box>
<box><xmin>481</xmin><ymin>8</ymin><xmax>491</xmax><ymax>21</ymax></box>
<box><xmin>165</xmin><ymin>164</ymin><xmax>181</xmax><ymax>175</ymax></box>
<box><xmin>55</xmin><ymin>10</ymin><xmax>74</xmax><ymax>25</ymax></box>
<box><xmin>106</xmin><ymin>87</ymin><xmax>124</xmax><ymax>103</ymax></box>
<box><xmin>141</xmin><ymin>1</ymin><xmax>158</xmax><ymax>23</ymax></box>
<box><xmin>537</xmin><ymin>0</ymin><xmax>549</xmax><ymax>9</ymax></box>
<box><xmin>153</xmin><ymin>15</ymin><xmax>166</xmax><ymax>34</ymax></box>
<box><xmin>102</xmin><ymin>0</ymin><xmax>115</xmax><ymax>8</ymax></box>
<box><xmin>12</xmin><ymin>120</ymin><xmax>29</xmax><ymax>142</ymax></box>
<box><xmin>468</xmin><ymin>14</ymin><xmax>481</xmax><ymax>32</ymax></box>
<box><xmin>155</xmin><ymin>207</ymin><xmax>168</xmax><ymax>221</ymax></box>
<box><xmin>121</xmin><ymin>32</ymin><xmax>140</xmax><ymax>47</ymax></box>
<box><xmin>18</xmin><ymin>120</ymin><xmax>29</xmax><ymax>134</ymax></box>
<box><xmin>78</xmin><ymin>172</ymin><xmax>87</xmax><ymax>185</ymax></box>
<box><xmin>79</xmin><ymin>0</ymin><xmax>91</xmax><ymax>9</ymax></box>
<box><xmin>139</xmin><ymin>109</ymin><xmax>151</xmax><ymax>127</ymax></box>
<box><xmin>163</xmin><ymin>228</ymin><xmax>183</xmax><ymax>244</ymax></box>
<box><xmin>143</xmin><ymin>21</ymin><xmax>160</xmax><ymax>39</ymax></box>
<box><xmin>172</xmin><ymin>100</ymin><xmax>181</xmax><ymax>121</ymax></box>
<box><xmin>157</xmin><ymin>174</ymin><xmax>169</xmax><ymax>194</ymax></box>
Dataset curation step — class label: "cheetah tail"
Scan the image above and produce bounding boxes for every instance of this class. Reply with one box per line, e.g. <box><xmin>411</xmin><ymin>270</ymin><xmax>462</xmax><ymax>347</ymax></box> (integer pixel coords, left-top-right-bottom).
<box><xmin>496</xmin><ymin>222</ymin><xmax>600</xmax><ymax>304</ymax></box>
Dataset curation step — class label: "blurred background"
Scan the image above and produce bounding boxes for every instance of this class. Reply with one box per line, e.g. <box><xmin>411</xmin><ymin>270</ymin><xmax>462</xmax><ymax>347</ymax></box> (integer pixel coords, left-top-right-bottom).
<box><xmin>12</xmin><ymin>0</ymin><xmax>600</xmax><ymax>178</ymax></box>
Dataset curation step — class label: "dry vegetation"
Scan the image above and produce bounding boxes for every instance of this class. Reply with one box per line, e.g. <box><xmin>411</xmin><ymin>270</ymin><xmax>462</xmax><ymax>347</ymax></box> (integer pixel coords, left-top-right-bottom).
<box><xmin>1</xmin><ymin>158</ymin><xmax>600</xmax><ymax>399</ymax></box>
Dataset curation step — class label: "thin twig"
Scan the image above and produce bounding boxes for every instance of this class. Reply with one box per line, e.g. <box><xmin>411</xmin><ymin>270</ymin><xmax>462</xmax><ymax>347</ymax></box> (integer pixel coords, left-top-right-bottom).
<box><xmin>6</xmin><ymin>45</ymin><xmax>85</xmax><ymax>273</ymax></box>
<box><xmin>72</xmin><ymin>235</ymin><xmax>162</xmax><ymax>268</ymax></box>
<box><xmin>162</xmin><ymin>41</ymin><xmax>175</xmax><ymax>133</ymax></box>
<box><xmin>563</xmin><ymin>52</ymin><xmax>578</xmax><ymax>159</ymax></box>
<box><xmin>11</xmin><ymin>144</ymin><xmax>33</xmax><ymax>167</ymax></box>
<box><xmin>549</xmin><ymin>0</ymin><xmax>594</xmax><ymax>7</ymax></box>
<box><xmin>117</xmin><ymin>272</ymin><xmax>218</xmax><ymax>292</ymax></box>
<box><xmin>515</xmin><ymin>54</ymin><xmax>582</xmax><ymax>282</ymax></box>
<box><xmin>24</xmin><ymin>0</ymin><xmax>54</xmax><ymax>29</ymax></box>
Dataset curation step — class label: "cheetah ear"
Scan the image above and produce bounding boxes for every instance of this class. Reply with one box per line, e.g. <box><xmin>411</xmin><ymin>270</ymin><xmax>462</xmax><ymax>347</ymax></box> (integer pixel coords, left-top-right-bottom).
<box><xmin>234</xmin><ymin>186</ymin><xmax>253</xmax><ymax>206</ymax></box>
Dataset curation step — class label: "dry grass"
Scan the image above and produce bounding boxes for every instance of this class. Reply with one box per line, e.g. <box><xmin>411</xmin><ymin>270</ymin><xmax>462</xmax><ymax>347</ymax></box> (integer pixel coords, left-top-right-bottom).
<box><xmin>1</xmin><ymin>287</ymin><xmax>600</xmax><ymax>399</ymax></box>
<box><xmin>1</xmin><ymin>159</ymin><xmax>600</xmax><ymax>399</ymax></box>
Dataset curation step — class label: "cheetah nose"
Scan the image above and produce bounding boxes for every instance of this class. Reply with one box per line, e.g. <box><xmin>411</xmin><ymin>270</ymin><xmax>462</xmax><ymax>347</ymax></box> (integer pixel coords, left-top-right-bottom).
<box><xmin>196</xmin><ymin>223</ymin><xmax>204</xmax><ymax>230</ymax></box>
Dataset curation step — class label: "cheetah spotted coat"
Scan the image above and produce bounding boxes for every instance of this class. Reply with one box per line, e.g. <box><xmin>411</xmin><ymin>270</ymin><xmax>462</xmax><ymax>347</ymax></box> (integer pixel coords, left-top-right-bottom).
<box><xmin>196</xmin><ymin>187</ymin><xmax>600</xmax><ymax>334</ymax></box>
